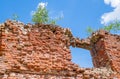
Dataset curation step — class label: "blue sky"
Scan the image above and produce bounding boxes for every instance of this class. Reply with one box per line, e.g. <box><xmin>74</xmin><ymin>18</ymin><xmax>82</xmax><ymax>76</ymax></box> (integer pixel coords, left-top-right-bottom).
<box><xmin>0</xmin><ymin>0</ymin><xmax>118</xmax><ymax>68</ymax></box>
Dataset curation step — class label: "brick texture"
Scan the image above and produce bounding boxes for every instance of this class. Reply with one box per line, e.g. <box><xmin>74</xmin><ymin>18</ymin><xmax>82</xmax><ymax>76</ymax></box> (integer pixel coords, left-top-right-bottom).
<box><xmin>90</xmin><ymin>30</ymin><xmax>120</xmax><ymax>73</ymax></box>
<box><xmin>0</xmin><ymin>20</ymin><xmax>119</xmax><ymax>79</ymax></box>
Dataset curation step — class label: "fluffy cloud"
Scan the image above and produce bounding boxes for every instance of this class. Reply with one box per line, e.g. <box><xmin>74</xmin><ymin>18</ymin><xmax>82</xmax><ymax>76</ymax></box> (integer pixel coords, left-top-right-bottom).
<box><xmin>104</xmin><ymin>0</ymin><xmax>120</xmax><ymax>7</ymax></box>
<box><xmin>101</xmin><ymin>0</ymin><xmax>120</xmax><ymax>25</ymax></box>
<box><xmin>37</xmin><ymin>2</ymin><xmax>48</xmax><ymax>9</ymax></box>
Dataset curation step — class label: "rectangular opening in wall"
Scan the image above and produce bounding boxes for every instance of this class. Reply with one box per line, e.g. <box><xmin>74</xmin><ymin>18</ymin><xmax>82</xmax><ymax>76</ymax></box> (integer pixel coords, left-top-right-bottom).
<box><xmin>70</xmin><ymin>46</ymin><xmax>93</xmax><ymax>68</ymax></box>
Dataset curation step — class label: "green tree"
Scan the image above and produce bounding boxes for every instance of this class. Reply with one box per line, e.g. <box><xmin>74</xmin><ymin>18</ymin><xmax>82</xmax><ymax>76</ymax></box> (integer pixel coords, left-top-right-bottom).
<box><xmin>32</xmin><ymin>2</ymin><xmax>49</xmax><ymax>24</ymax></box>
<box><xmin>32</xmin><ymin>2</ymin><xmax>63</xmax><ymax>24</ymax></box>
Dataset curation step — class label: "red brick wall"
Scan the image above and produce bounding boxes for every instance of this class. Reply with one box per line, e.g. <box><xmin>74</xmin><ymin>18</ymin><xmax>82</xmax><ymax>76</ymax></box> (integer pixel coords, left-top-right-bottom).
<box><xmin>0</xmin><ymin>20</ymin><xmax>119</xmax><ymax>79</ymax></box>
<box><xmin>0</xmin><ymin>20</ymin><xmax>80</xmax><ymax>75</ymax></box>
<box><xmin>90</xmin><ymin>30</ymin><xmax>120</xmax><ymax>73</ymax></box>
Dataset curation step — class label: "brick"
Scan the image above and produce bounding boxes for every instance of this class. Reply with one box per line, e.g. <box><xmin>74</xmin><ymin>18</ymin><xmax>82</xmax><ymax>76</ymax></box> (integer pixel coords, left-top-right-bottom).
<box><xmin>0</xmin><ymin>20</ymin><xmax>119</xmax><ymax>79</ymax></box>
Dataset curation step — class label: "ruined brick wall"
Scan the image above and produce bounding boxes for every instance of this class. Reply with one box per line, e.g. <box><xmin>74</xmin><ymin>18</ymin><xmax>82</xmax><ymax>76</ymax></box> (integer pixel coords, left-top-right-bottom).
<box><xmin>0</xmin><ymin>20</ymin><xmax>119</xmax><ymax>79</ymax></box>
<box><xmin>0</xmin><ymin>20</ymin><xmax>80</xmax><ymax>75</ymax></box>
<box><xmin>90</xmin><ymin>30</ymin><xmax>120</xmax><ymax>73</ymax></box>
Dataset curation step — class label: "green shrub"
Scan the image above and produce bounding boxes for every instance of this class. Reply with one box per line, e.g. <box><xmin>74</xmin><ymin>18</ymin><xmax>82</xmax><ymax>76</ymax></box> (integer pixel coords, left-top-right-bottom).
<box><xmin>32</xmin><ymin>2</ymin><xmax>63</xmax><ymax>24</ymax></box>
<box><xmin>103</xmin><ymin>21</ymin><xmax>120</xmax><ymax>32</ymax></box>
<box><xmin>86</xmin><ymin>26</ymin><xmax>94</xmax><ymax>35</ymax></box>
<box><xmin>86</xmin><ymin>21</ymin><xmax>120</xmax><ymax>35</ymax></box>
<box><xmin>32</xmin><ymin>2</ymin><xmax>49</xmax><ymax>24</ymax></box>
<box><xmin>12</xmin><ymin>14</ymin><xmax>19</xmax><ymax>21</ymax></box>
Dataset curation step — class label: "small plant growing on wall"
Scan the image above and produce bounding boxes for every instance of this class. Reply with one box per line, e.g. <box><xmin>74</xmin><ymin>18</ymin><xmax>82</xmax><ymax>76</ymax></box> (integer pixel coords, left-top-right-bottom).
<box><xmin>86</xmin><ymin>20</ymin><xmax>120</xmax><ymax>35</ymax></box>
<box><xmin>103</xmin><ymin>21</ymin><xmax>120</xmax><ymax>32</ymax></box>
<box><xmin>32</xmin><ymin>2</ymin><xmax>63</xmax><ymax>24</ymax></box>
<box><xmin>32</xmin><ymin>2</ymin><xmax>49</xmax><ymax>24</ymax></box>
<box><xmin>12</xmin><ymin>14</ymin><xmax>19</xmax><ymax>21</ymax></box>
<box><xmin>86</xmin><ymin>26</ymin><xmax>94</xmax><ymax>35</ymax></box>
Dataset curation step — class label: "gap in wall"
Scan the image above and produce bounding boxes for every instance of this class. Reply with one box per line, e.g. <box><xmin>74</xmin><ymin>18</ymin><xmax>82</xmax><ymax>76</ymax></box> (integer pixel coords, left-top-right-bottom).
<box><xmin>70</xmin><ymin>46</ymin><xmax>93</xmax><ymax>68</ymax></box>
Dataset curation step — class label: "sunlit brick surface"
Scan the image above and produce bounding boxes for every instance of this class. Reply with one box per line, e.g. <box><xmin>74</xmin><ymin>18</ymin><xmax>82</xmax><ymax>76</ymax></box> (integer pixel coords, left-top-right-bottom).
<box><xmin>0</xmin><ymin>20</ymin><xmax>119</xmax><ymax>79</ymax></box>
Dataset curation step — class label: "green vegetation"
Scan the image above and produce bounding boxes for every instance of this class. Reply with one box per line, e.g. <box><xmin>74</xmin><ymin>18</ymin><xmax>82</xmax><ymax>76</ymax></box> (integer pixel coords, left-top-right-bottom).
<box><xmin>86</xmin><ymin>26</ymin><xmax>94</xmax><ymax>35</ymax></box>
<box><xmin>12</xmin><ymin>14</ymin><xmax>19</xmax><ymax>21</ymax></box>
<box><xmin>86</xmin><ymin>21</ymin><xmax>120</xmax><ymax>35</ymax></box>
<box><xmin>49</xmin><ymin>16</ymin><xmax>63</xmax><ymax>24</ymax></box>
<box><xmin>32</xmin><ymin>5</ymin><xmax>49</xmax><ymax>24</ymax></box>
<box><xmin>32</xmin><ymin>2</ymin><xmax>63</xmax><ymax>24</ymax></box>
<box><xmin>103</xmin><ymin>21</ymin><xmax>120</xmax><ymax>32</ymax></box>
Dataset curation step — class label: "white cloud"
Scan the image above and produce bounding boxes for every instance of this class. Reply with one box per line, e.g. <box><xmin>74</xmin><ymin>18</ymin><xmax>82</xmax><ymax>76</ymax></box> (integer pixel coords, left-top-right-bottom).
<box><xmin>37</xmin><ymin>2</ymin><xmax>48</xmax><ymax>9</ymax></box>
<box><xmin>104</xmin><ymin>0</ymin><xmax>120</xmax><ymax>7</ymax></box>
<box><xmin>101</xmin><ymin>0</ymin><xmax>120</xmax><ymax>25</ymax></box>
<box><xmin>49</xmin><ymin>11</ymin><xmax>64</xmax><ymax>20</ymax></box>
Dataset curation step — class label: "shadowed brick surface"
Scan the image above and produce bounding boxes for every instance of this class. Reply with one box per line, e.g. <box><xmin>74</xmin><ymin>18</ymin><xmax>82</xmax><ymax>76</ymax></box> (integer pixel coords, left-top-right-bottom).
<box><xmin>90</xmin><ymin>30</ymin><xmax>120</xmax><ymax>73</ymax></box>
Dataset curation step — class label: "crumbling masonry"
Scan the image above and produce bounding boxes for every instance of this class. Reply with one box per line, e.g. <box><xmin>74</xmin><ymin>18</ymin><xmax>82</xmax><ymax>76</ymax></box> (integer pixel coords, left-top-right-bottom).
<box><xmin>0</xmin><ymin>20</ymin><xmax>119</xmax><ymax>79</ymax></box>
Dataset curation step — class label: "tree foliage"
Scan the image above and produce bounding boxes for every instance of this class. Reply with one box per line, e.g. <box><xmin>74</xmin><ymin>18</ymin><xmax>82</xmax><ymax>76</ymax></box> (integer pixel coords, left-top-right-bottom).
<box><xmin>32</xmin><ymin>6</ymin><xmax>49</xmax><ymax>24</ymax></box>
<box><xmin>103</xmin><ymin>21</ymin><xmax>120</xmax><ymax>32</ymax></box>
<box><xmin>86</xmin><ymin>26</ymin><xmax>94</xmax><ymax>35</ymax></box>
<box><xmin>32</xmin><ymin>2</ymin><xmax>63</xmax><ymax>24</ymax></box>
<box><xmin>86</xmin><ymin>21</ymin><xmax>120</xmax><ymax>35</ymax></box>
